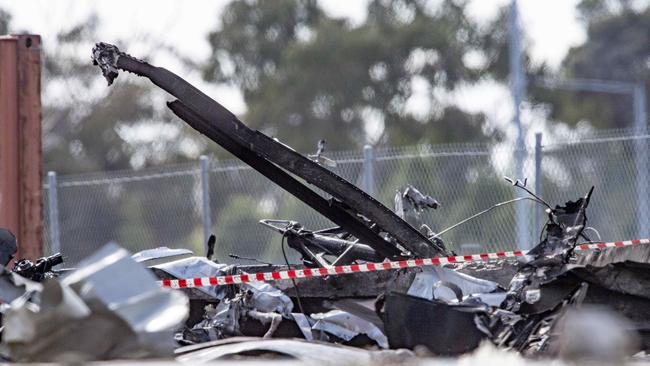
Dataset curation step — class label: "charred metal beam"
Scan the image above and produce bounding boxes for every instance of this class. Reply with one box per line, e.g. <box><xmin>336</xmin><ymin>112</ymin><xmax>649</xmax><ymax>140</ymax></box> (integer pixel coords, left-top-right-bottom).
<box><xmin>91</xmin><ymin>42</ymin><xmax>447</xmax><ymax>257</ymax></box>
<box><xmin>167</xmin><ymin>100</ymin><xmax>401</xmax><ymax>259</ymax></box>
<box><xmin>259</xmin><ymin>219</ymin><xmax>382</xmax><ymax>266</ymax></box>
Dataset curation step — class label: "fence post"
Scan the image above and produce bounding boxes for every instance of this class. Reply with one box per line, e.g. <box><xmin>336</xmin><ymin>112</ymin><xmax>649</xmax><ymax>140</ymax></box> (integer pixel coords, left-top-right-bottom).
<box><xmin>634</xmin><ymin>85</ymin><xmax>649</xmax><ymax>238</ymax></box>
<box><xmin>200</xmin><ymin>155</ymin><xmax>212</xmax><ymax>255</ymax></box>
<box><xmin>362</xmin><ymin>145</ymin><xmax>375</xmax><ymax>196</ymax></box>
<box><xmin>534</xmin><ymin>133</ymin><xmax>543</xmax><ymax>242</ymax></box>
<box><xmin>46</xmin><ymin>171</ymin><xmax>61</xmax><ymax>254</ymax></box>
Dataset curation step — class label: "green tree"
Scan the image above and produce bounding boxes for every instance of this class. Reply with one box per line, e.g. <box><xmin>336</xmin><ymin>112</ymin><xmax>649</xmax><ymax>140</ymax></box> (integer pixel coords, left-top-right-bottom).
<box><xmin>529</xmin><ymin>0</ymin><xmax>650</xmax><ymax>129</ymax></box>
<box><xmin>0</xmin><ymin>7</ymin><xmax>9</xmax><ymax>34</ymax></box>
<box><xmin>204</xmin><ymin>0</ymin><xmax>501</xmax><ymax>152</ymax></box>
<box><xmin>0</xmin><ymin>13</ymin><xmax>209</xmax><ymax>256</ymax></box>
<box><xmin>41</xmin><ymin>17</ymin><xmax>207</xmax><ymax>174</ymax></box>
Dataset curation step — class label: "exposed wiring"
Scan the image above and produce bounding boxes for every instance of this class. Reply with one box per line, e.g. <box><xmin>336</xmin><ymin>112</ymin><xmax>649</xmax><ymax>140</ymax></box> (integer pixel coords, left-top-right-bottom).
<box><xmin>432</xmin><ymin>197</ymin><xmax>544</xmax><ymax>240</ymax></box>
<box><xmin>432</xmin><ymin>177</ymin><xmax>556</xmax><ymax>242</ymax></box>
<box><xmin>582</xmin><ymin>227</ymin><xmax>602</xmax><ymax>241</ymax></box>
<box><xmin>535</xmin><ymin>222</ymin><xmax>599</xmax><ymax>246</ymax></box>
<box><xmin>504</xmin><ymin>176</ymin><xmax>553</xmax><ymax>210</ymax></box>
<box><xmin>575</xmin><ymin>240</ymin><xmax>607</xmax><ymax>245</ymax></box>
<box><xmin>228</xmin><ymin>254</ymin><xmax>273</xmax><ymax>266</ymax></box>
<box><xmin>539</xmin><ymin>220</ymin><xmax>549</xmax><ymax>243</ymax></box>
<box><xmin>281</xmin><ymin>230</ymin><xmax>306</xmax><ymax>316</ymax></box>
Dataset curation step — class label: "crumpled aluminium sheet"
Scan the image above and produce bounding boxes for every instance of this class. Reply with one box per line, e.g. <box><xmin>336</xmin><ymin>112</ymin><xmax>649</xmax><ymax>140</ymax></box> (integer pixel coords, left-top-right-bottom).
<box><xmin>242</xmin><ymin>281</ymin><xmax>293</xmax><ymax>315</ymax></box>
<box><xmin>188</xmin><ymin>281</ymin><xmax>390</xmax><ymax>348</ymax></box>
<box><xmin>291</xmin><ymin>312</ymin><xmax>314</xmax><ymax>340</ymax></box>
<box><xmin>407</xmin><ymin>266</ymin><xmax>500</xmax><ymax>301</ymax></box>
<box><xmin>194</xmin><ymin>300</ymin><xmax>241</xmax><ymax>339</ymax></box>
<box><xmin>311</xmin><ymin>310</ymin><xmax>389</xmax><ymax>349</ymax></box>
<box><xmin>2</xmin><ymin>243</ymin><xmax>189</xmax><ymax>362</ymax></box>
<box><xmin>176</xmin><ymin>337</ymin><xmax>413</xmax><ymax>364</ymax></box>
<box><xmin>131</xmin><ymin>247</ymin><xmax>193</xmax><ymax>264</ymax></box>
<box><xmin>0</xmin><ymin>268</ymin><xmax>42</xmax><ymax>304</ymax></box>
<box><xmin>152</xmin><ymin>256</ymin><xmax>232</xmax><ymax>299</ymax></box>
<box><xmin>1</xmin><ymin>280</ymin><xmax>98</xmax><ymax>360</ymax></box>
<box><xmin>189</xmin><ymin>280</ymin><xmax>294</xmax><ymax>341</ymax></box>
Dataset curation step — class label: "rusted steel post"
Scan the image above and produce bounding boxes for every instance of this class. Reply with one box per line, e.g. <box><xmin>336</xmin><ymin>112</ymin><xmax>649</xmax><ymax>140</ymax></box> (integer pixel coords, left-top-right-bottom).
<box><xmin>17</xmin><ymin>35</ymin><xmax>43</xmax><ymax>260</ymax></box>
<box><xmin>0</xmin><ymin>34</ymin><xmax>43</xmax><ymax>260</ymax></box>
<box><xmin>0</xmin><ymin>36</ymin><xmax>20</xmax><ymax>242</ymax></box>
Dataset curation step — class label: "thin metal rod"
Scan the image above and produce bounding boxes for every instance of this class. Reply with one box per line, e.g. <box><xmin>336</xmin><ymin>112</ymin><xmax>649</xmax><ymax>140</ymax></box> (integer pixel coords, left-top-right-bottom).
<box><xmin>433</xmin><ymin>197</ymin><xmax>542</xmax><ymax>240</ymax></box>
<box><xmin>47</xmin><ymin>171</ymin><xmax>61</xmax><ymax>254</ymax></box>
<box><xmin>504</xmin><ymin>176</ymin><xmax>552</xmax><ymax>210</ymax></box>
<box><xmin>200</xmin><ymin>155</ymin><xmax>212</xmax><ymax>256</ymax></box>
<box><xmin>634</xmin><ymin>85</ymin><xmax>649</xmax><ymax>238</ymax></box>
<box><xmin>362</xmin><ymin>145</ymin><xmax>375</xmax><ymax>196</ymax></box>
<box><xmin>532</xmin><ymin>77</ymin><xmax>648</xmax><ymax>238</ymax></box>
<box><xmin>534</xmin><ymin>133</ymin><xmax>543</xmax><ymax>239</ymax></box>
<box><xmin>509</xmin><ymin>0</ymin><xmax>529</xmax><ymax>250</ymax></box>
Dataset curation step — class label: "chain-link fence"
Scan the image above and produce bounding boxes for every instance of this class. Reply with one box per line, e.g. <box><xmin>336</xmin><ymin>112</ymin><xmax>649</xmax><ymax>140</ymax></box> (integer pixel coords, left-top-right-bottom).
<box><xmin>42</xmin><ymin>129</ymin><xmax>650</xmax><ymax>265</ymax></box>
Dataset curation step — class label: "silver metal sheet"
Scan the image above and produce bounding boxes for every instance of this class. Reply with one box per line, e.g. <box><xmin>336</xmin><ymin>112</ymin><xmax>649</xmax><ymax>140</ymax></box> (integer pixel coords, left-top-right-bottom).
<box><xmin>152</xmin><ymin>256</ymin><xmax>231</xmax><ymax>299</ymax></box>
<box><xmin>311</xmin><ymin>310</ymin><xmax>388</xmax><ymax>349</ymax></box>
<box><xmin>131</xmin><ymin>247</ymin><xmax>194</xmax><ymax>263</ymax></box>
<box><xmin>407</xmin><ymin>267</ymin><xmax>499</xmax><ymax>301</ymax></box>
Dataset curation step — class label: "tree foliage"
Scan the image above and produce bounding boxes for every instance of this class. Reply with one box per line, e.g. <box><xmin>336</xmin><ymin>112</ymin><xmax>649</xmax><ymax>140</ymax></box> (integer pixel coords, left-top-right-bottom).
<box><xmin>38</xmin><ymin>17</ymin><xmax>208</xmax><ymax>174</ymax></box>
<box><xmin>0</xmin><ymin>7</ymin><xmax>9</xmax><ymax>34</ymax></box>
<box><xmin>529</xmin><ymin>0</ymin><xmax>650</xmax><ymax>129</ymax></box>
<box><xmin>6</xmin><ymin>15</ymin><xmax>205</xmax><ymax>255</ymax></box>
<box><xmin>205</xmin><ymin>0</ymin><xmax>502</xmax><ymax>151</ymax></box>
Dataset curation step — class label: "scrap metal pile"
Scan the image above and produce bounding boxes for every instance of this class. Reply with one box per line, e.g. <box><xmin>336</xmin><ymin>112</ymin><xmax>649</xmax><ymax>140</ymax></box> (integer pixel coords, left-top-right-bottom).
<box><xmin>0</xmin><ymin>42</ymin><xmax>648</xmax><ymax>363</ymax></box>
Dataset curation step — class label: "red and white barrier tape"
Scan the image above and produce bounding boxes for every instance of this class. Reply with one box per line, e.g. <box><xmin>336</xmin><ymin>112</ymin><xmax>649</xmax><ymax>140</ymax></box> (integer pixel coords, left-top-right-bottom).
<box><xmin>159</xmin><ymin>238</ymin><xmax>650</xmax><ymax>289</ymax></box>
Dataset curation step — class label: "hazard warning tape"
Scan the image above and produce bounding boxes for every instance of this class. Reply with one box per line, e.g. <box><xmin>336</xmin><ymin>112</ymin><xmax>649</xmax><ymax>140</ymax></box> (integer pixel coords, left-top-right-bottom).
<box><xmin>158</xmin><ymin>238</ymin><xmax>650</xmax><ymax>289</ymax></box>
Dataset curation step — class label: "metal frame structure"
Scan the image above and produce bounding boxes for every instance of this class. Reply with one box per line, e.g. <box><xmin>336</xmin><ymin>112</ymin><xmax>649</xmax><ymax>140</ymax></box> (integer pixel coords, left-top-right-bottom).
<box><xmin>534</xmin><ymin>77</ymin><xmax>649</xmax><ymax>238</ymax></box>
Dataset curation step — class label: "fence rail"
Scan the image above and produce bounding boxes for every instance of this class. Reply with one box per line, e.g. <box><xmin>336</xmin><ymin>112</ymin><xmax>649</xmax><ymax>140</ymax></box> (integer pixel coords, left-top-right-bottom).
<box><xmin>42</xmin><ymin>129</ymin><xmax>650</xmax><ymax>265</ymax></box>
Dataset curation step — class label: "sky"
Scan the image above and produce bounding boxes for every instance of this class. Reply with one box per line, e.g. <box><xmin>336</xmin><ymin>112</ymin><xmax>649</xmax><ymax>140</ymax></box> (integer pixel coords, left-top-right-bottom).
<box><xmin>0</xmin><ymin>0</ymin><xmax>586</xmax><ymax>67</ymax></box>
<box><xmin>0</xmin><ymin>0</ymin><xmax>588</xmax><ymax>150</ymax></box>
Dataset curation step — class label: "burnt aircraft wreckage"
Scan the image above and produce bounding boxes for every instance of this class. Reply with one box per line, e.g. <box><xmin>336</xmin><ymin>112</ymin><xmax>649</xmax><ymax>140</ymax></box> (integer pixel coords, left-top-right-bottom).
<box><xmin>88</xmin><ymin>41</ymin><xmax>650</xmax><ymax>357</ymax></box>
<box><xmin>10</xmin><ymin>41</ymin><xmax>637</xmax><ymax>361</ymax></box>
